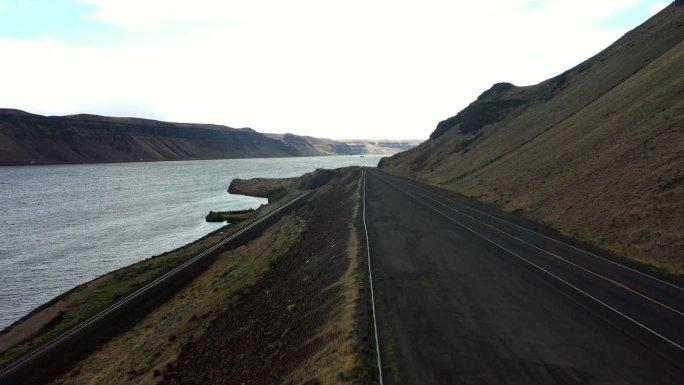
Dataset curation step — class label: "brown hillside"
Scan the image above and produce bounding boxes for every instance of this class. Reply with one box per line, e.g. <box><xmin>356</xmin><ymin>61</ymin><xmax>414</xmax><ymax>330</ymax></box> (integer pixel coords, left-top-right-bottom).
<box><xmin>0</xmin><ymin>111</ymin><xmax>355</xmax><ymax>165</ymax></box>
<box><xmin>380</xmin><ymin>2</ymin><xmax>684</xmax><ymax>273</ymax></box>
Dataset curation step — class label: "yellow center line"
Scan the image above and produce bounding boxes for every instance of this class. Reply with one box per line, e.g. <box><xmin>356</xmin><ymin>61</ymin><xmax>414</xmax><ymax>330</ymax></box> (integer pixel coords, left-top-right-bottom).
<box><xmin>427</xmin><ymin>195</ymin><xmax>684</xmax><ymax>318</ymax></box>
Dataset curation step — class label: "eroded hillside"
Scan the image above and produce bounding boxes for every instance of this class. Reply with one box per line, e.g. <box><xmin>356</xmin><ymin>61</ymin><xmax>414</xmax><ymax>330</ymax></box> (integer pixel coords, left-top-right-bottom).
<box><xmin>381</xmin><ymin>2</ymin><xmax>684</xmax><ymax>273</ymax></box>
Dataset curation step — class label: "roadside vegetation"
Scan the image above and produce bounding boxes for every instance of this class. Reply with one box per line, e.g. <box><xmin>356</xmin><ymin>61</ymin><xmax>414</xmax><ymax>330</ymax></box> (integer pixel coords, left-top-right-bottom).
<box><xmin>54</xmin><ymin>214</ymin><xmax>306</xmax><ymax>385</ymax></box>
<box><xmin>284</xmin><ymin>172</ymin><xmax>367</xmax><ymax>384</ymax></box>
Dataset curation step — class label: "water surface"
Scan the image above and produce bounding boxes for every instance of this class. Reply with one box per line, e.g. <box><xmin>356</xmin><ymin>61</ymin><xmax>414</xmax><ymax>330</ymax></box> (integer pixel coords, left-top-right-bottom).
<box><xmin>0</xmin><ymin>155</ymin><xmax>381</xmax><ymax>330</ymax></box>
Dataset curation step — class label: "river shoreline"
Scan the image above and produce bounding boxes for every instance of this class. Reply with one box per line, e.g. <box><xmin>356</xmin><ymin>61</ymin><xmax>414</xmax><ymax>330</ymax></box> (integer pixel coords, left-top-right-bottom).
<box><xmin>0</xmin><ymin>168</ymin><xmax>375</xmax><ymax>385</ymax></box>
<box><xmin>0</xmin><ymin>156</ymin><xmax>383</xmax><ymax>331</ymax></box>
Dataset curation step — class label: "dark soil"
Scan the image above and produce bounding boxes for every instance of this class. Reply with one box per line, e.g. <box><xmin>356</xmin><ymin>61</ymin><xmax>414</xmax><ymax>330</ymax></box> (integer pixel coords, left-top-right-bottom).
<box><xmin>165</xmin><ymin>169</ymin><xmax>366</xmax><ymax>385</ymax></box>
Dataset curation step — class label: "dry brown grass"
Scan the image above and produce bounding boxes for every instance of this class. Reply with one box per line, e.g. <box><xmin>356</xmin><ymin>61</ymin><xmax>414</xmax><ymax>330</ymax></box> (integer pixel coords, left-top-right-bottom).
<box><xmin>284</xmin><ymin>175</ymin><xmax>363</xmax><ymax>384</ymax></box>
<box><xmin>51</xmin><ymin>214</ymin><xmax>305</xmax><ymax>385</ymax></box>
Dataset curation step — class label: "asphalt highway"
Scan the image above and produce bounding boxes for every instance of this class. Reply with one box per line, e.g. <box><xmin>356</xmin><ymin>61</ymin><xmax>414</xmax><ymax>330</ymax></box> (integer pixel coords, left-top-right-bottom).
<box><xmin>363</xmin><ymin>169</ymin><xmax>684</xmax><ymax>385</ymax></box>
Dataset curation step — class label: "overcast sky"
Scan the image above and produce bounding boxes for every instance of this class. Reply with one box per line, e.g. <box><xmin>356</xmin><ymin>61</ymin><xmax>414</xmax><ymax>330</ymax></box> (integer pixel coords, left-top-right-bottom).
<box><xmin>0</xmin><ymin>0</ymin><xmax>671</xmax><ymax>139</ymax></box>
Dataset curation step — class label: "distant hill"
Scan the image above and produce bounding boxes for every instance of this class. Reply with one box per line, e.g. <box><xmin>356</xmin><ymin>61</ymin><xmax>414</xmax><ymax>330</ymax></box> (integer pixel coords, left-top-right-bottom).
<box><xmin>0</xmin><ymin>110</ymin><xmax>416</xmax><ymax>165</ymax></box>
<box><xmin>264</xmin><ymin>133</ymin><xmax>355</xmax><ymax>156</ymax></box>
<box><xmin>337</xmin><ymin>139</ymin><xmax>423</xmax><ymax>155</ymax></box>
<box><xmin>380</xmin><ymin>2</ymin><xmax>684</xmax><ymax>273</ymax></box>
<box><xmin>264</xmin><ymin>135</ymin><xmax>422</xmax><ymax>156</ymax></box>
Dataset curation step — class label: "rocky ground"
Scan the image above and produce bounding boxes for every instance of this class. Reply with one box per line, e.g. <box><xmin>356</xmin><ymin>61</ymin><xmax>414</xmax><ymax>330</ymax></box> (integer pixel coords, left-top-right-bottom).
<box><xmin>165</xmin><ymin>168</ymin><xmax>373</xmax><ymax>384</ymax></box>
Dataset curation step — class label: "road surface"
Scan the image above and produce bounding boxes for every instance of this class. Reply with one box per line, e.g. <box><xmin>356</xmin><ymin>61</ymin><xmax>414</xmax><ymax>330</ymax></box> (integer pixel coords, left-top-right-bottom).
<box><xmin>363</xmin><ymin>170</ymin><xmax>684</xmax><ymax>384</ymax></box>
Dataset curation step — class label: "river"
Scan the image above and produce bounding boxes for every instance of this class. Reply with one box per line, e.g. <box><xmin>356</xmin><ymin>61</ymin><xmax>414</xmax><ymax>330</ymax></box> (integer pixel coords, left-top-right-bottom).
<box><xmin>0</xmin><ymin>155</ymin><xmax>382</xmax><ymax>330</ymax></box>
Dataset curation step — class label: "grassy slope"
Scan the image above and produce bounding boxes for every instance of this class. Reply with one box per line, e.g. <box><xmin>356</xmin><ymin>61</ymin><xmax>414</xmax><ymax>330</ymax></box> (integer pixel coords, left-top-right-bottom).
<box><xmin>381</xmin><ymin>4</ymin><xmax>684</xmax><ymax>273</ymax></box>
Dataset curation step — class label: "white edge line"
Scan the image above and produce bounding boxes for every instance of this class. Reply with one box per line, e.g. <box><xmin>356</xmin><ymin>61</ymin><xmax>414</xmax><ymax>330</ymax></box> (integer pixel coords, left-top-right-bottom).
<box><xmin>379</xmin><ymin>175</ymin><xmax>684</xmax><ymax>353</ymax></box>
<box><xmin>363</xmin><ymin>170</ymin><xmax>384</xmax><ymax>385</ymax></box>
<box><xmin>420</xmin><ymin>192</ymin><xmax>684</xmax><ymax>312</ymax></box>
<box><xmin>0</xmin><ymin>190</ymin><xmax>312</xmax><ymax>377</ymax></box>
<box><xmin>392</xmin><ymin>174</ymin><xmax>684</xmax><ymax>292</ymax></box>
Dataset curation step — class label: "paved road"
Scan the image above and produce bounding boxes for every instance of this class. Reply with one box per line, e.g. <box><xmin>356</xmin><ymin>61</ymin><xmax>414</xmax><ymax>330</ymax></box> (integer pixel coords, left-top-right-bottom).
<box><xmin>363</xmin><ymin>170</ymin><xmax>684</xmax><ymax>385</ymax></box>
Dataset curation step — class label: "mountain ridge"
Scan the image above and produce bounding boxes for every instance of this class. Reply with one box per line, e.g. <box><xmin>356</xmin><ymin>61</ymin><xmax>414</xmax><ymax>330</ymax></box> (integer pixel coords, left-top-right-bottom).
<box><xmin>0</xmin><ymin>109</ymin><xmax>419</xmax><ymax>165</ymax></box>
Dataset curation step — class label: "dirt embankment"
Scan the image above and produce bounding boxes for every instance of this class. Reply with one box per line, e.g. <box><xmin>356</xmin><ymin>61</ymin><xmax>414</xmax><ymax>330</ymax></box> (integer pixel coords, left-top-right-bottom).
<box><xmin>165</xmin><ymin>167</ymin><xmax>372</xmax><ymax>384</ymax></box>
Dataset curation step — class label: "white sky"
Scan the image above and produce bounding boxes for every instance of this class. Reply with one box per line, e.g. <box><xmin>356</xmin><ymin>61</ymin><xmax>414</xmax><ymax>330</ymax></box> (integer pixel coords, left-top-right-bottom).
<box><xmin>0</xmin><ymin>0</ymin><xmax>672</xmax><ymax>139</ymax></box>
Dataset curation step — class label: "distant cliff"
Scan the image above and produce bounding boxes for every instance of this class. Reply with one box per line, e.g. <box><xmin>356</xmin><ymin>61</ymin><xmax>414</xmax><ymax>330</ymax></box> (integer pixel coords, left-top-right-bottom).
<box><xmin>0</xmin><ymin>110</ymin><xmax>406</xmax><ymax>165</ymax></box>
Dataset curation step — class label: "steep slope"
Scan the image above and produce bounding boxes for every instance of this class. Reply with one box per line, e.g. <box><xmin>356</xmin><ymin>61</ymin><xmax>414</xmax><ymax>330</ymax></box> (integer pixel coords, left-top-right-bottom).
<box><xmin>381</xmin><ymin>2</ymin><xmax>684</xmax><ymax>273</ymax></box>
